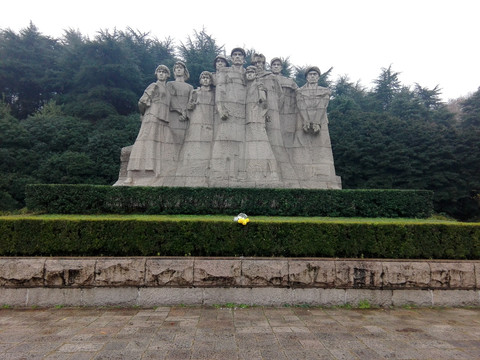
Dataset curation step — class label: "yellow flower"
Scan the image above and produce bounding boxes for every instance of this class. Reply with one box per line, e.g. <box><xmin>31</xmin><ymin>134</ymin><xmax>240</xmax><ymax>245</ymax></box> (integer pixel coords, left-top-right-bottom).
<box><xmin>238</xmin><ymin>218</ymin><xmax>250</xmax><ymax>226</ymax></box>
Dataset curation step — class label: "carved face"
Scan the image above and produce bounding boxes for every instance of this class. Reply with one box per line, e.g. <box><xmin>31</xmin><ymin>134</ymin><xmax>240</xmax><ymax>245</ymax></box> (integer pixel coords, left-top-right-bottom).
<box><xmin>174</xmin><ymin>64</ymin><xmax>185</xmax><ymax>77</ymax></box>
<box><xmin>156</xmin><ymin>69</ymin><xmax>169</xmax><ymax>81</ymax></box>
<box><xmin>231</xmin><ymin>51</ymin><xmax>245</xmax><ymax>66</ymax></box>
<box><xmin>200</xmin><ymin>74</ymin><xmax>212</xmax><ymax>86</ymax></box>
<box><xmin>215</xmin><ymin>58</ymin><xmax>228</xmax><ymax>70</ymax></box>
<box><xmin>271</xmin><ymin>60</ymin><xmax>282</xmax><ymax>75</ymax></box>
<box><xmin>246</xmin><ymin>71</ymin><xmax>256</xmax><ymax>81</ymax></box>
<box><xmin>306</xmin><ymin>70</ymin><xmax>320</xmax><ymax>84</ymax></box>
<box><xmin>254</xmin><ymin>60</ymin><xmax>265</xmax><ymax>71</ymax></box>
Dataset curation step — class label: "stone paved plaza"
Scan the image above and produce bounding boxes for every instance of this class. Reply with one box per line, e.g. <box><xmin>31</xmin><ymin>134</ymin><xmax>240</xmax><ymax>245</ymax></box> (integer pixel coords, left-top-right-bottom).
<box><xmin>1</xmin><ymin>306</ymin><xmax>480</xmax><ymax>359</ymax></box>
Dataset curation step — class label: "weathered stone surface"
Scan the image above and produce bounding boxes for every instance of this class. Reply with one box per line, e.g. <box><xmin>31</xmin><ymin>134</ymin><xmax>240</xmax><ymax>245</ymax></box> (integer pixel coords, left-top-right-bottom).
<box><xmin>476</xmin><ymin>263</ymin><xmax>480</xmax><ymax>290</ymax></box>
<box><xmin>391</xmin><ymin>289</ymin><xmax>433</xmax><ymax>306</ymax></box>
<box><xmin>145</xmin><ymin>258</ymin><xmax>193</xmax><ymax>287</ymax></box>
<box><xmin>382</xmin><ymin>261</ymin><xmax>431</xmax><ymax>289</ymax></box>
<box><xmin>44</xmin><ymin>258</ymin><xmax>96</xmax><ymax>287</ymax></box>
<box><xmin>193</xmin><ymin>258</ymin><xmax>241</xmax><ymax>287</ymax></box>
<box><xmin>138</xmin><ymin>287</ymin><xmax>204</xmax><ymax>306</ymax></box>
<box><xmin>429</xmin><ymin>261</ymin><xmax>476</xmax><ymax>289</ymax></box>
<box><xmin>2</xmin><ymin>258</ymin><xmax>480</xmax><ymax>294</ymax></box>
<box><xmin>289</xmin><ymin>259</ymin><xmax>336</xmax><ymax>288</ymax></box>
<box><xmin>241</xmin><ymin>259</ymin><xmax>289</xmax><ymax>287</ymax></box>
<box><xmin>345</xmin><ymin>289</ymin><xmax>392</xmax><ymax>307</ymax></box>
<box><xmin>82</xmin><ymin>287</ymin><xmax>138</xmax><ymax>306</ymax></box>
<box><xmin>335</xmin><ymin>260</ymin><xmax>383</xmax><ymax>288</ymax></box>
<box><xmin>0</xmin><ymin>258</ymin><xmax>45</xmax><ymax>287</ymax></box>
<box><xmin>203</xmin><ymin>287</ymin><xmax>294</xmax><ymax>306</ymax></box>
<box><xmin>0</xmin><ymin>288</ymin><xmax>28</xmax><ymax>306</ymax></box>
<box><xmin>26</xmin><ymin>288</ymin><xmax>83</xmax><ymax>307</ymax></box>
<box><xmin>95</xmin><ymin>258</ymin><xmax>146</xmax><ymax>286</ymax></box>
<box><xmin>432</xmin><ymin>289</ymin><xmax>480</xmax><ymax>306</ymax></box>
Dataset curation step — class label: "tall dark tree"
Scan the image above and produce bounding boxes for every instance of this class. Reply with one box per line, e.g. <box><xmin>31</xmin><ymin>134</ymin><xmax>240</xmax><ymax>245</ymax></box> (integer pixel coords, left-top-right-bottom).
<box><xmin>459</xmin><ymin>86</ymin><xmax>480</xmax><ymax>128</ymax></box>
<box><xmin>118</xmin><ymin>28</ymin><xmax>176</xmax><ymax>89</ymax></box>
<box><xmin>0</xmin><ymin>23</ymin><xmax>60</xmax><ymax>119</ymax></box>
<box><xmin>372</xmin><ymin>65</ymin><xmax>401</xmax><ymax>111</ymax></box>
<box><xmin>177</xmin><ymin>28</ymin><xmax>224</xmax><ymax>88</ymax></box>
<box><xmin>414</xmin><ymin>83</ymin><xmax>443</xmax><ymax>110</ymax></box>
<box><xmin>452</xmin><ymin>87</ymin><xmax>480</xmax><ymax>220</ymax></box>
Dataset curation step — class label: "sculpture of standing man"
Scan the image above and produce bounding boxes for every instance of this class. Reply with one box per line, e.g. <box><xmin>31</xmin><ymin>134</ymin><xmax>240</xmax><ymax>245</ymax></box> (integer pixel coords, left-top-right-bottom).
<box><xmin>290</xmin><ymin>66</ymin><xmax>342</xmax><ymax>189</ymax></box>
<box><xmin>209</xmin><ymin>47</ymin><xmax>248</xmax><ymax>186</ymax></box>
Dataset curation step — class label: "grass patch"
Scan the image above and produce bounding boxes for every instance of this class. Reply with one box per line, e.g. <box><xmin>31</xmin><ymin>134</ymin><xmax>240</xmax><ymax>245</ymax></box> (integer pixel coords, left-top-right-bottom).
<box><xmin>0</xmin><ymin>214</ymin><xmax>469</xmax><ymax>224</ymax></box>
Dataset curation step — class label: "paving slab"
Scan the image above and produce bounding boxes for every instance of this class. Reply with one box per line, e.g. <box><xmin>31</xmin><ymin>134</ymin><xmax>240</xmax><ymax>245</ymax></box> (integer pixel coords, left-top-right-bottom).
<box><xmin>1</xmin><ymin>306</ymin><xmax>480</xmax><ymax>359</ymax></box>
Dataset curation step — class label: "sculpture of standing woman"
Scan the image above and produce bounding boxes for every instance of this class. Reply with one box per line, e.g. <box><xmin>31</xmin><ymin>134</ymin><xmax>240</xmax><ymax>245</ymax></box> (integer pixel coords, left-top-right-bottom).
<box><xmin>175</xmin><ymin>71</ymin><xmax>216</xmax><ymax>186</ymax></box>
<box><xmin>123</xmin><ymin>65</ymin><xmax>171</xmax><ymax>185</ymax></box>
<box><xmin>154</xmin><ymin>61</ymin><xmax>194</xmax><ymax>186</ymax></box>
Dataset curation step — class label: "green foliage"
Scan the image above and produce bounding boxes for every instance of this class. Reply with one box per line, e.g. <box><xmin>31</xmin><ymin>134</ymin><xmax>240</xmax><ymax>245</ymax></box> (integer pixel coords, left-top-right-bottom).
<box><xmin>1</xmin><ymin>216</ymin><xmax>478</xmax><ymax>258</ymax></box>
<box><xmin>459</xmin><ymin>87</ymin><xmax>480</xmax><ymax>127</ymax></box>
<box><xmin>357</xmin><ymin>300</ymin><xmax>372</xmax><ymax>309</ymax></box>
<box><xmin>329</xmin><ymin>76</ymin><xmax>479</xmax><ymax>221</ymax></box>
<box><xmin>177</xmin><ymin>28</ymin><xmax>224</xmax><ymax>88</ymax></box>
<box><xmin>0</xmin><ymin>23</ymin><xmax>60</xmax><ymax>119</ymax></box>
<box><xmin>372</xmin><ymin>65</ymin><xmax>402</xmax><ymax>110</ymax></box>
<box><xmin>25</xmin><ymin>184</ymin><xmax>433</xmax><ymax>218</ymax></box>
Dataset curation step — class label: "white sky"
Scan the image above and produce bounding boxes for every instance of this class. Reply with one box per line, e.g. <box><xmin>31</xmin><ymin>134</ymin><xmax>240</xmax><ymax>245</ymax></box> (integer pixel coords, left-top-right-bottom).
<box><xmin>2</xmin><ymin>0</ymin><xmax>479</xmax><ymax>101</ymax></box>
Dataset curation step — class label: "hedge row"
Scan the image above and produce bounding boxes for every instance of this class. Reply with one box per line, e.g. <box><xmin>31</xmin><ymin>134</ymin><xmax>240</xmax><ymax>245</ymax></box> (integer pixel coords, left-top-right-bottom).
<box><xmin>25</xmin><ymin>184</ymin><xmax>434</xmax><ymax>218</ymax></box>
<box><xmin>1</xmin><ymin>217</ymin><xmax>478</xmax><ymax>259</ymax></box>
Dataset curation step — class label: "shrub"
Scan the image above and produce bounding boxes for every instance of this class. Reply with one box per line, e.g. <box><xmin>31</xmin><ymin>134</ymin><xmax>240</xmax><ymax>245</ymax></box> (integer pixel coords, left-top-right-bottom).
<box><xmin>25</xmin><ymin>184</ymin><xmax>434</xmax><ymax>218</ymax></box>
<box><xmin>1</xmin><ymin>216</ymin><xmax>478</xmax><ymax>259</ymax></box>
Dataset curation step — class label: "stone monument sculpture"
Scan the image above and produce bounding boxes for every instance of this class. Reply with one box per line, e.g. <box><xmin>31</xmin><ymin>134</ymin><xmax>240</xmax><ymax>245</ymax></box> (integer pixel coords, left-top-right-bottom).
<box><xmin>123</xmin><ymin>64</ymin><xmax>171</xmax><ymax>186</ymax></box>
<box><xmin>114</xmin><ymin>48</ymin><xmax>341</xmax><ymax>189</ymax></box>
<box><xmin>174</xmin><ymin>71</ymin><xmax>215</xmax><ymax>187</ymax></box>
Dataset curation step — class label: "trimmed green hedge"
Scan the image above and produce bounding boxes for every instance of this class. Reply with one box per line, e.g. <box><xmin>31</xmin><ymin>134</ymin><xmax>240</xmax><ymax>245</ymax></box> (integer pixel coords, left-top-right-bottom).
<box><xmin>1</xmin><ymin>217</ymin><xmax>479</xmax><ymax>259</ymax></box>
<box><xmin>25</xmin><ymin>184</ymin><xmax>434</xmax><ymax>218</ymax></box>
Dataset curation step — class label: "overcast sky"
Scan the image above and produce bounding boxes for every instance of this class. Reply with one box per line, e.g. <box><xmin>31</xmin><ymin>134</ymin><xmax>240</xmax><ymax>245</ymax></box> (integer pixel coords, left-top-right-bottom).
<box><xmin>2</xmin><ymin>0</ymin><xmax>479</xmax><ymax>101</ymax></box>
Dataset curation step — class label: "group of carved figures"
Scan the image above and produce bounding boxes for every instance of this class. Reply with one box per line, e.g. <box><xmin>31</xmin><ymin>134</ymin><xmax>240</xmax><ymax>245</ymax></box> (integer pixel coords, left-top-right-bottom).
<box><xmin>115</xmin><ymin>47</ymin><xmax>341</xmax><ymax>189</ymax></box>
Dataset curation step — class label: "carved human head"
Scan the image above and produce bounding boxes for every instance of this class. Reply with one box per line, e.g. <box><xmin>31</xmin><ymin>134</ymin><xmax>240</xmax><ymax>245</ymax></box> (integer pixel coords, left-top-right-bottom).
<box><xmin>304</xmin><ymin>66</ymin><xmax>321</xmax><ymax>84</ymax></box>
<box><xmin>230</xmin><ymin>47</ymin><xmax>246</xmax><ymax>66</ymax></box>
<box><xmin>230</xmin><ymin>47</ymin><xmax>246</xmax><ymax>58</ymax></box>
<box><xmin>213</xmin><ymin>55</ymin><xmax>229</xmax><ymax>70</ymax></box>
<box><xmin>155</xmin><ymin>65</ymin><xmax>170</xmax><ymax>80</ymax></box>
<box><xmin>245</xmin><ymin>65</ymin><xmax>257</xmax><ymax>81</ymax></box>
<box><xmin>270</xmin><ymin>57</ymin><xmax>283</xmax><ymax>75</ymax></box>
<box><xmin>199</xmin><ymin>71</ymin><xmax>214</xmax><ymax>87</ymax></box>
<box><xmin>252</xmin><ymin>53</ymin><xmax>266</xmax><ymax>71</ymax></box>
<box><xmin>173</xmin><ymin>61</ymin><xmax>190</xmax><ymax>81</ymax></box>
<box><xmin>304</xmin><ymin>66</ymin><xmax>321</xmax><ymax>78</ymax></box>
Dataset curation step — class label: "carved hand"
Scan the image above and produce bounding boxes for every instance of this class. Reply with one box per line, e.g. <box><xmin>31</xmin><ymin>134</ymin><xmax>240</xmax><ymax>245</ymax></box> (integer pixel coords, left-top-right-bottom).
<box><xmin>221</xmin><ymin>111</ymin><xmax>229</xmax><ymax>120</ymax></box>
<box><xmin>312</xmin><ymin>123</ymin><xmax>321</xmax><ymax>133</ymax></box>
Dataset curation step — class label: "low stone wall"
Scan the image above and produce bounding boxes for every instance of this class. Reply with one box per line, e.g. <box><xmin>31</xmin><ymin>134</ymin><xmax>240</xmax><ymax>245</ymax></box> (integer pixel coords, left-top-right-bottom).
<box><xmin>1</xmin><ymin>257</ymin><xmax>480</xmax><ymax>307</ymax></box>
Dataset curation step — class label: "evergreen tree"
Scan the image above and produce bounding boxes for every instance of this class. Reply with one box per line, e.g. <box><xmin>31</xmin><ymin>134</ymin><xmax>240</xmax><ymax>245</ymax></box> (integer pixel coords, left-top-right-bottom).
<box><xmin>177</xmin><ymin>28</ymin><xmax>224</xmax><ymax>88</ymax></box>
<box><xmin>372</xmin><ymin>65</ymin><xmax>401</xmax><ymax>111</ymax></box>
<box><xmin>459</xmin><ymin>86</ymin><xmax>480</xmax><ymax>128</ymax></box>
<box><xmin>0</xmin><ymin>23</ymin><xmax>60</xmax><ymax>119</ymax></box>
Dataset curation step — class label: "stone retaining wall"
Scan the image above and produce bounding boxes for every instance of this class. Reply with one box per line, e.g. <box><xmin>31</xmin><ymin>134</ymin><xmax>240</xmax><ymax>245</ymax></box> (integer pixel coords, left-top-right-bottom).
<box><xmin>1</xmin><ymin>257</ymin><xmax>480</xmax><ymax>307</ymax></box>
